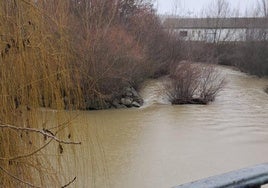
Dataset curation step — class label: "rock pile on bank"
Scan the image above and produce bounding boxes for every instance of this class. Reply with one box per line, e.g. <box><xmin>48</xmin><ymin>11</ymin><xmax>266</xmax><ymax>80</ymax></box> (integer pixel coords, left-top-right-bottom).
<box><xmin>81</xmin><ymin>86</ymin><xmax>143</xmax><ymax>110</ymax></box>
<box><xmin>111</xmin><ymin>87</ymin><xmax>143</xmax><ymax>108</ymax></box>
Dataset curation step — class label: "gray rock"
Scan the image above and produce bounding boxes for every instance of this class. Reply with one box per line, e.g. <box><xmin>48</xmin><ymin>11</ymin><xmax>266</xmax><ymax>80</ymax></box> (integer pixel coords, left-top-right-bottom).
<box><xmin>132</xmin><ymin>101</ymin><xmax>141</xmax><ymax>108</ymax></box>
<box><xmin>133</xmin><ymin>97</ymin><xmax>143</xmax><ymax>104</ymax></box>
<box><xmin>124</xmin><ymin>87</ymin><xmax>140</xmax><ymax>97</ymax></box>
<box><xmin>121</xmin><ymin>97</ymin><xmax>133</xmax><ymax>106</ymax></box>
<box><xmin>125</xmin><ymin>91</ymin><xmax>133</xmax><ymax>97</ymax></box>
<box><xmin>131</xmin><ymin>88</ymin><xmax>139</xmax><ymax>98</ymax></box>
<box><xmin>124</xmin><ymin>87</ymin><xmax>133</xmax><ymax>92</ymax></box>
<box><xmin>123</xmin><ymin>87</ymin><xmax>133</xmax><ymax>97</ymax></box>
<box><xmin>109</xmin><ymin>86</ymin><xmax>144</xmax><ymax>108</ymax></box>
<box><xmin>126</xmin><ymin>87</ymin><xmax>143</xmax><ymax>103</ymax></box>
<box><xmin>112</xmin><ymin>99</ymin><xmax>122</xmax><ymax>108</ymax></box>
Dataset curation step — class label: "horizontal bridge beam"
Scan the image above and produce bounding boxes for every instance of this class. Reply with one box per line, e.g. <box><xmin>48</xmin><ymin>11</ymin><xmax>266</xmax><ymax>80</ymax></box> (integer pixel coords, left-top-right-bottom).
<box><xmin>173</xmin><ymin>163</ymin><xmax>268</xmax><ymax>188</ymax></box>
<box><xmin>163</xmin><ymin>17</ymin><xmax>268</xmax><ymax>29</ymax></box>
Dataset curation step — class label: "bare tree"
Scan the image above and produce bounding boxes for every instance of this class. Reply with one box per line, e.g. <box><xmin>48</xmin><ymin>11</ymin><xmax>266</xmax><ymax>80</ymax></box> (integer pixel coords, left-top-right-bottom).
<box><xmin>201</xmin><ymin>0</ymin><xmax>239</xmax><ymax>43</ymax></box>
<box><xmin>237</xmin><ymin>0</ymin><xmax>268</xmax><ymax>76</ymax></box>
<box><xmin>257</xmin><ymin>0</ymin><xmax>268</xmax><ymax>17</ymax></box>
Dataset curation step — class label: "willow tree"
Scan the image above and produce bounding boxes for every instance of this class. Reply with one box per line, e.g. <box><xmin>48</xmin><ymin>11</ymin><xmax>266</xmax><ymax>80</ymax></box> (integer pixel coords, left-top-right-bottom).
<box><xmin>0</xmin><ymin>1</ymin><xmax>82</xmax><ymax>187</ymax></box>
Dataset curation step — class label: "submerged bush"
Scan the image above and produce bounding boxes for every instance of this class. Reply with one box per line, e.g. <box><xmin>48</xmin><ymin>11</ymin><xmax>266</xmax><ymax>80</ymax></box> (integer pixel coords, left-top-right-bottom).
<box><xmin>166</xmin><ymin>63</ymin><xmax>225</xmax><ymax>104</ymax></box>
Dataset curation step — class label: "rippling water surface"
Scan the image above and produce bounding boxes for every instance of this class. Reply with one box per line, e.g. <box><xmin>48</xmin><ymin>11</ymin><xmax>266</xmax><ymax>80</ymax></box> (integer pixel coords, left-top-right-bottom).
<box><xmin>52</xmin><ymin>67</ymin><xmax>268</xmax><ymax>188</ymax></box>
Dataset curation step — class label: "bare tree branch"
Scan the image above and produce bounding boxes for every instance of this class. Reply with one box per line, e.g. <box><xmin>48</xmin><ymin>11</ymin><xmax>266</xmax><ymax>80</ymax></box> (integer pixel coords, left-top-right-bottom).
<box><xmin>0</xmin><ymin>124</ymin><xmax>81</xmax><ymax>145</ymax></box>
<box><xmin>61</xmin><ymin>177</ymin><xmax>77</xmax><ymax>188</ymax></box>
<box><xmin>47</xmin><ymin>113</ymin><xmax>80</xmax><ymax>131</ymax></box>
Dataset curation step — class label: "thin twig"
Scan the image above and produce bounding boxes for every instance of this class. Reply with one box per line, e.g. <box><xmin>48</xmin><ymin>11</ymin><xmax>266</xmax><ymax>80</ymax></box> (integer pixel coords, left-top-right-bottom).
<box><xmin>0</xmin><ymin>124</ymin><xmax>81</xmax><ymax>145</ymax></box>
<box><xmin>0</xmin><ymin>139</ymin><xmax>53</xmax><ymax>161</ymax></box>
<box><xmin>48</xmin><ymin>113</ymin><xmax>80</xmax><ymax>131</ymax></box>
<box><xmin>0</xmin><ymin>114</ymin><xmax>80</xmax><ymax>161</ymax></box>
<box><xmin>61</xmin><ymin>177</ymin><xmax>77</xmax><ymax>188</ymax></box>
<box><xmin>0</xmin><ymin>165</ymin><xmax>41</xmax><ymax>188</ymax></box>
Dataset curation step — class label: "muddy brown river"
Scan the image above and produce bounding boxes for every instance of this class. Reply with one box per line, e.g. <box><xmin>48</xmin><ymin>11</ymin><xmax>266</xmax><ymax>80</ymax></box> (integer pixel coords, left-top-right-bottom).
<box><xmin>43</xmin><ymin>67</ymin><xmax>268</xmax><ymax>188</ymax></box>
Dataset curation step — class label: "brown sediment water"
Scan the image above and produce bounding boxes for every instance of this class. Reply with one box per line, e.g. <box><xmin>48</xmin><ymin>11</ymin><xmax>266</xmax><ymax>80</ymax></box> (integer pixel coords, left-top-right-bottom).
<box><xmin>44</xmin><ymin>66</ymin><xmax>268</xmax><ymax>188</ymax></box>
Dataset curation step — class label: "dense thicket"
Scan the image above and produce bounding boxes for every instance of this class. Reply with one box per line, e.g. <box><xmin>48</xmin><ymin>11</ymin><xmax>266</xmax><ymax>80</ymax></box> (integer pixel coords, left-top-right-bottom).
<box><xmin>179</xmin><ymin>40</ymin><xmax>268</xmax><ymax>77</ymax></box>
<box><xmin>0</xmin><ymin>0</ymin><xmax>179</xmax><ymax>111</ymax></box>
<box><xmin>218</xmin><ymin>41</ymin><xmax>268</xmax><ymax>77</ymax></box>
<box><xmin>67</xmin><ymin>0</ymin><xmax>179</xmax><ymax>109</ymax></box>
<box><xmin>0</xmin><ymin>0</ymin><xmax>181</xmax><ymax>187</ymax></box>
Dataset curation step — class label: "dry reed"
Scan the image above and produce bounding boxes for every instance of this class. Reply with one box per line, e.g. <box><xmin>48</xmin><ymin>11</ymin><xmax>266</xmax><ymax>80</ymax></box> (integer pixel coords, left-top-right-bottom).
<box><xmin>0</xmin><ymin>1</ymin><xmax>81</xmax><ymax>187</ymax></box>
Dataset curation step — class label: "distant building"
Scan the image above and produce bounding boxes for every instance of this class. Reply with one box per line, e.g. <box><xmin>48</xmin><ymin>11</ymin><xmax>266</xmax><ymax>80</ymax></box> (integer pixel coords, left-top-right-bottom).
<box><xmin>161</xmin><ymin>17</ymin><xmax>268</xmax><ymax>42</ymax></box>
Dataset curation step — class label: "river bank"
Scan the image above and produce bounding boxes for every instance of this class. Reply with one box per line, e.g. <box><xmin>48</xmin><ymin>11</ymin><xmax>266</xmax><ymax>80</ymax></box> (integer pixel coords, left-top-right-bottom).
<box><xmin>85</xmin><ymin>63</ymin><xmax>226</xmax><ymax>110</ymax></box>
<box><xmin>85</xmin><ymin>64</ymin><xmax>268</xmax><ymax>110</ymax></box>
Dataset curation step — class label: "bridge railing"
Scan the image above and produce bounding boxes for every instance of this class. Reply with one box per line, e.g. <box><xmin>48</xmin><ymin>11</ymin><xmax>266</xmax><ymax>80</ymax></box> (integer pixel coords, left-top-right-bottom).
<box><xmin>173</xmin><ymin>163</ymin><xmax>268</xmax><ymax>188</ymax></box>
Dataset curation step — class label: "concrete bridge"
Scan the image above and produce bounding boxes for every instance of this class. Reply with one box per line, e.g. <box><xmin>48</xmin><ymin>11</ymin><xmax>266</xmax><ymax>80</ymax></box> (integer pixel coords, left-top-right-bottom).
<box><xmin>163</xmin><ymin>17</ymin><xmax>268</xmax><ymax>29</ymax></box>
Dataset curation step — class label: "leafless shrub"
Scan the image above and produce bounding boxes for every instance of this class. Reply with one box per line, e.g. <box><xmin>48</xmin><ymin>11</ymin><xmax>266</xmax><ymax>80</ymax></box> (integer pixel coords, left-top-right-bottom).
<box><xmin>198</xmin><ymin>65</ymin><xmax>226</xmax><ymax>101</ymax></box>
<box><xmin>166</xmin><ymin>63</ymin><xmax>225</xmax><ymax>104</ymax></box>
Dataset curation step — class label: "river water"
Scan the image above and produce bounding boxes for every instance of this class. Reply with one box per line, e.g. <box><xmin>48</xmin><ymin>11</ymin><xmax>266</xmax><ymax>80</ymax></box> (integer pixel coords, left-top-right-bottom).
<box><xmin>50</xmin><ymin>67</ymin><xmax>268</xmax><ymax>188</ymax></box>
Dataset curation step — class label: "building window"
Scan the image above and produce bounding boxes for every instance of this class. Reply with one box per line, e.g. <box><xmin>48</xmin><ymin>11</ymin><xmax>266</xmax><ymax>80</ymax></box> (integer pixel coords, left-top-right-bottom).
<box><xmin>179</xmin><ymin>31</ymin><xmax>188</xmax><ymax>37</ymax></box>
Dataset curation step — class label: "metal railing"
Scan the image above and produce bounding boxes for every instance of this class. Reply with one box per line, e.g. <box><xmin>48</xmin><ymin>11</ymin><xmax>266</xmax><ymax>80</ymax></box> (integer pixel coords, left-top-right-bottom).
<box><xmin>173</xmin><ymin>163</ymin><xmax>268</xmax><ymax>188</ymax></box>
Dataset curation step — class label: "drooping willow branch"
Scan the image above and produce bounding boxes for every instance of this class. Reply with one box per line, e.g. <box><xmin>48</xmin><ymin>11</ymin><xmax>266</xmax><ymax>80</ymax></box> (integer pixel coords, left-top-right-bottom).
<box><xmin>61</xmin><ymin>177</ymin><xmax>77</xmax><ymax>188</ymax></box>
<box><xmin>0</xmin><ymin>165</ymin><xmax>41</xmax><ymax>188</ymax></box>
<box><xmin>0</xmin><ymin>124</ymin><xmax>80</xmax><ymax>187</ymax></box>
<box><xmin>0</xmin><ymin>139</ymin><xmax>53</xmax><ymax>161</ymax></box>
<box><xmin>0</xmin><ymin>114</ymin><xmax>81</xmax><ymax>161</ymax></box>
<box><xmin>0</xmin><ymin>124</ymin><xmax>81</xmax><ymax>145</ymax></box>
<box><xmin>0</xmin><ymin>165</ymin><xmax>77</xmax><ymax>188</ymax></box>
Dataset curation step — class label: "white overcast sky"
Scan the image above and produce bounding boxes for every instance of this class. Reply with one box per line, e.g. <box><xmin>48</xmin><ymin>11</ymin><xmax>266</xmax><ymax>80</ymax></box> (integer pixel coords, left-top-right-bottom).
<box><xmin>154</xmin><ymin>0</ymin><xmax>258</xmax><ymax>16</ymax></box>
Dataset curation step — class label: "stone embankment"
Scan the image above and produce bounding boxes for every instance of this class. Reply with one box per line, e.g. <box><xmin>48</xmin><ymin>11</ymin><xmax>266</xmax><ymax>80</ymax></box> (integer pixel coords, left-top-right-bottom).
<box><xmin>111</xmin><ymin>87</ymin><xmax>143</xmax><ymax>108</ymax></box>
<box><xmin>81</xmin><ymin>86</ymin><xmax>144</xmax><ymax>110</ymax></box>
